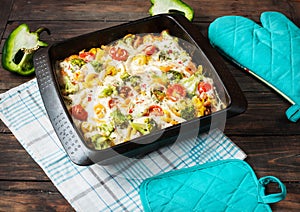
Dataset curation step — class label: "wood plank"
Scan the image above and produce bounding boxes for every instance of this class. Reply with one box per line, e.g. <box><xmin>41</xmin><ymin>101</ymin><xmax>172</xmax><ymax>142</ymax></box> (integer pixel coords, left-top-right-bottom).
<box><xmin>8</xmin><ymin>0</ymin><xmax>293</xmax><ymax>23</ymax></box>
<box><xmin>0</xmin><ymin>68</ymin><xmax>34</xmax><ymax>91</ymax></box>
<box><xmin>1</xmin><ymin>21</ymin><xmax>125</xmax><ymax>41</ymax></box>
<box><xmin>10</xmin><ymin>0</ymin><xmax>150</xmax><ymax>22</ymax></box>
<box><xmin>0</xmin><ymin>124</ymin><xmax>10</xmax><ymax>134</ymax></box>
<box><xmin>231</xmin><ymin>136</ymin><xmax>300</xmax><ymax>180</ymax></box>
<box><xmin>0</xmin><ymin>181</ymin><xmax>73</xmax><ymax>211</ymax></box>
<box><xmin>225</xmin><ymin>91</ymin><xmax>300</xmax><ymax>135</ymax></box>
<box><xmin>0</xmin><ymin>183</ymin><xmax>74</xmax><ymax>211</ymax></box>
<box><xmin>0</xmin><ymin>134</ymin><xmax>49</xmax><ymax>181</ymax></box>
<box><xmin>269</xmin><ymin>182</ymin><xmax>300</xmax><ymax>211</ymax></box>
<box><xmin>189</xmin><ymin>0</ymin><xmax>293</xmax><ymax>22</ymax></box>
<box><xmin>290</xmin><ymin>1</ymin><xmax>300</xmax><ymax>25</ymax></box>
<box><xmin>0</xmin><ymin>0</ymin><xmax>13</xmax><ymax>39</ymax></box>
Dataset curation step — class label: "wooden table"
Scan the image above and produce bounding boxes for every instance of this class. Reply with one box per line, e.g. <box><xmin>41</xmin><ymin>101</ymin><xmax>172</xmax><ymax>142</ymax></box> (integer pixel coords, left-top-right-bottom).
<box><xmin>1</xmin><ymin>0</ymin><xmax>299</xmax><ymax>211</ymax></box>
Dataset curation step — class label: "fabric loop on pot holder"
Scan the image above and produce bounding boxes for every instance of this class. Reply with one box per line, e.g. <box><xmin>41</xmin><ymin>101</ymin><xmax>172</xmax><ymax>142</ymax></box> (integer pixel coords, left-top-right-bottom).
<box><xmin>286</xmin><ymin>104</ymin><xmax>300</xmax><ymax>122</ymax></box>
<box><xmin>258</xmin><ymin>176</ymin><xmax>287</xmax><ymax>204</ymax></box>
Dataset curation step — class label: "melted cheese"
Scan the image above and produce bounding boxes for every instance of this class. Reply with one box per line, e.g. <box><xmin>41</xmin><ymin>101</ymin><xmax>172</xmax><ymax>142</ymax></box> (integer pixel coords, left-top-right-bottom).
<box><xmin>58</xmin><ymin>31</ymin><xmax>226</xmax><ymax>150</ymax></box>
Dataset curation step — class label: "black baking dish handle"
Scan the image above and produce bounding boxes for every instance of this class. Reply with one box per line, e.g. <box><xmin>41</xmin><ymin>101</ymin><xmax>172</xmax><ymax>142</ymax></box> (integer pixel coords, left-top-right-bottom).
<box><xmin>34</xmin><ymin>48</ymin><xmax>93</xmax><ymax>165</ymax></box>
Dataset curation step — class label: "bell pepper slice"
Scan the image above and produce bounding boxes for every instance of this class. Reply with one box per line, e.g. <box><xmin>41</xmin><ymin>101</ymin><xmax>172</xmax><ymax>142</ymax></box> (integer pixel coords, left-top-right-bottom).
<box><xmin>1</xmin><ymin>23</ymin><xmax>50</xmax><ymax>76</ymax></box>
<box><xmin>149</xmin><ymin>0</ymin><xmax>194</xmax><ymax>21</ymax></box>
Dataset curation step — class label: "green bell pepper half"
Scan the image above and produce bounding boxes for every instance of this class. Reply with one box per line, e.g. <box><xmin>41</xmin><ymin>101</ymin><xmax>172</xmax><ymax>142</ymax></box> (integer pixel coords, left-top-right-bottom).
<box><xmin>1</xmin><ymin>23</ymin><xmax>50</xmax><ymax>76</ymax></box>
<box><xmin>149</xmin><ymin>0</ymin><xmax>194</xmax><ymax>21</ymax></box>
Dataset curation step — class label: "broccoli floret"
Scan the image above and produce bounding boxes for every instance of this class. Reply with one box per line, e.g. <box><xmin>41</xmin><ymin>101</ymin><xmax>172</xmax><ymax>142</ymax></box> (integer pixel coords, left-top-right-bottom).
<box><xmin>176</xmin><ymin>99</ymin><xmax>196</xmax><ymax>120</ymax></box>
<box><xmin>63</xmin><ymin>75</ymin><xmax>79</xmax><ymax>94</ymax></box>
<box><xmin>89</xmin><ymin>122</ymin><xmax>115</xmax><ymax>150</ymax></box>
<box><xmin>126</xmin><ymin>75</ymin><xmax>141</xmax><ymax>87</ymax></box>
<box><xmin>130</xmin><ymin>117</ymin><xmax>157</xmax><ymax>135</ymax></box>
<box><xmin>167</xmin><ymin>70</ymin><xmax>183</xmax><ymax>82</ymax></box>
<box><xmin>171</xmin><ymin>99</ymin><xmax>195</xmax><ymax>120</ymax></box>
<box><xmin>99</xmin><ymin>85</ymin><xmax>117</xmax><ymax>98</ymax></box>
<box><xmin>90</xmin><ymin>60</ymin><xmax>103</xmax><ymax>73</ymax></box>
<box><xmin>158</xmin><ymin>50</ymin><xmax>171</xmax><ymax>61</ymax></box>
<box><xmin>90</xmin><ymin>134</ymin><xmax>111</xmax><ymax>150</ymax></box>
<box><xmin>120</xmin><ymin>71</ymin><xmax>130</xmax><ymax>81</ymax></box>
<box><xmin>111</xmin><ymin>108</ymin><xmax>128</xmax><ymax>128</ymax></box>
<box><xmin>98</xmin><ymin>122</ymin><xmax>114</xmax><ymax>137</ymax></box>
<box><xmin>180</xmin><ymin>74</ymin><xmax>201</xmax><ymax>95</ymax></box>
<box><xmin>180</xmin><ymin>104</ymin><xmax>196</xmax><ymax>120</ymax></box>
<box><xmin>70</xmin><ymin>58</ymin><xmax>86</xmax><ymax>68</ymax></box>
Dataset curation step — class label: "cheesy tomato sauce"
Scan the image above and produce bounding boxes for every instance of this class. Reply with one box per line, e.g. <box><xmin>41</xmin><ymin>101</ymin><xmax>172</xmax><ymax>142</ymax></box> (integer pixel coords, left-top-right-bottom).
<box><xmin>58</xmin><ymin>31</ymin><xmax>226</xmax><ymax>150</ymax></box>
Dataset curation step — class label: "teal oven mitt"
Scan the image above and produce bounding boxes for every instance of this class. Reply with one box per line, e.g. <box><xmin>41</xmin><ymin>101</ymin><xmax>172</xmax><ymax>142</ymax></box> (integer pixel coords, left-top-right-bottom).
<box><xmin>139</xmin><ymin>159</ymin><xmax>286</xmax><ymax>211</ymax></box>
<box><xmin>208</xmin><ymin>11</ymin><xmax>300</xmax><ymax>122</ymax></box>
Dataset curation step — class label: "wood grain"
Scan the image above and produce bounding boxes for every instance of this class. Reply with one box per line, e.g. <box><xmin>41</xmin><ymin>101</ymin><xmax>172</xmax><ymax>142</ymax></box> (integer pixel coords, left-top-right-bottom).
<box><xmin>0</xmin><ymin>0</ymin><xmax>13</xmax><ymax>39</ymax></box>
<box><xmin>0</xmin><ymin>181</ymin><xmax>74</xmax><ymax>212</ymax></box>
<box><xmin>1</xmin><ymin>0</ymin><xmax>300</xmax><ymax>211</ymax></box>
<box><xmin>8</xmin><ymin>0</ymin><xmax>294</xmax><ymax>23</ymax></box>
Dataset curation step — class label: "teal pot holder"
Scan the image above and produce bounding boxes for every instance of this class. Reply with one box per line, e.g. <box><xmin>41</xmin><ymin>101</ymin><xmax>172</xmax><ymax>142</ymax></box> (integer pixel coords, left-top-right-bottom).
<box><xmin>139</xmin><ymin>159</ymin><xmax>286</xmax><ymax>211</ymax></box>
<box><xmin>208</xmin><ymin>11</ymin><xmax>300</xmax><ymax>122</ymax></box>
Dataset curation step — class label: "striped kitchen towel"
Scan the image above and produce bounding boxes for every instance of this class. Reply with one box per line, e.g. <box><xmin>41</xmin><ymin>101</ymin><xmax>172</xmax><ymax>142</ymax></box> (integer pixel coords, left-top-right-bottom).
<box><xmin>0</xmin><ymin>78</ymin><xmax>246</xmax><ymax>212</ymax></box>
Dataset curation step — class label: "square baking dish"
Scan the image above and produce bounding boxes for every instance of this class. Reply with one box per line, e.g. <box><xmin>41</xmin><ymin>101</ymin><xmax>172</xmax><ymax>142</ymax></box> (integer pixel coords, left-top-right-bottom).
<box><xmin>34</xmin><ymin>14</ymin><xmax>247</xmax><ymax>165</ymax></box>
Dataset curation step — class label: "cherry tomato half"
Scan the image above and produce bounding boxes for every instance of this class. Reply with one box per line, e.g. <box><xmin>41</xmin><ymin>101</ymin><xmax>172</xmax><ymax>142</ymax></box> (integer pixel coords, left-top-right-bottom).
<box><xmin>198</xmin><ymin>82</ymin><xmax>212</xmax><ymax>94</ymax></box>
<box><xmin>70</xmin><ymin>104</ymin><xmax>88</xmax><ymax>121</ymax></box>
<box><xmin>148</xmin><ymin>105</ymin><xmax>164</xmax><ymax>116</ymax></box>
<box><xmin>166</xmin><ymin>84</ymin><xmax>186</xmax><ymax>102</ymax></box>
<box><xmin>108</xmin><ymin>98</ymin><xmax>119</xmax><ymax>109</ymax></box>
<box><xmin>144</xmin><ymin>45</ymin><xmax>157</xmax><ymax>56</ymax></box>
<box><xmin>109</xmin><ymin>47</ymin><xmax>129</xmax><ymax>61</ymax></box>
<box><xmin>79</xmin><ymin>52</ymin><xmax>95</xmax><ymax>62</ymax></box>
